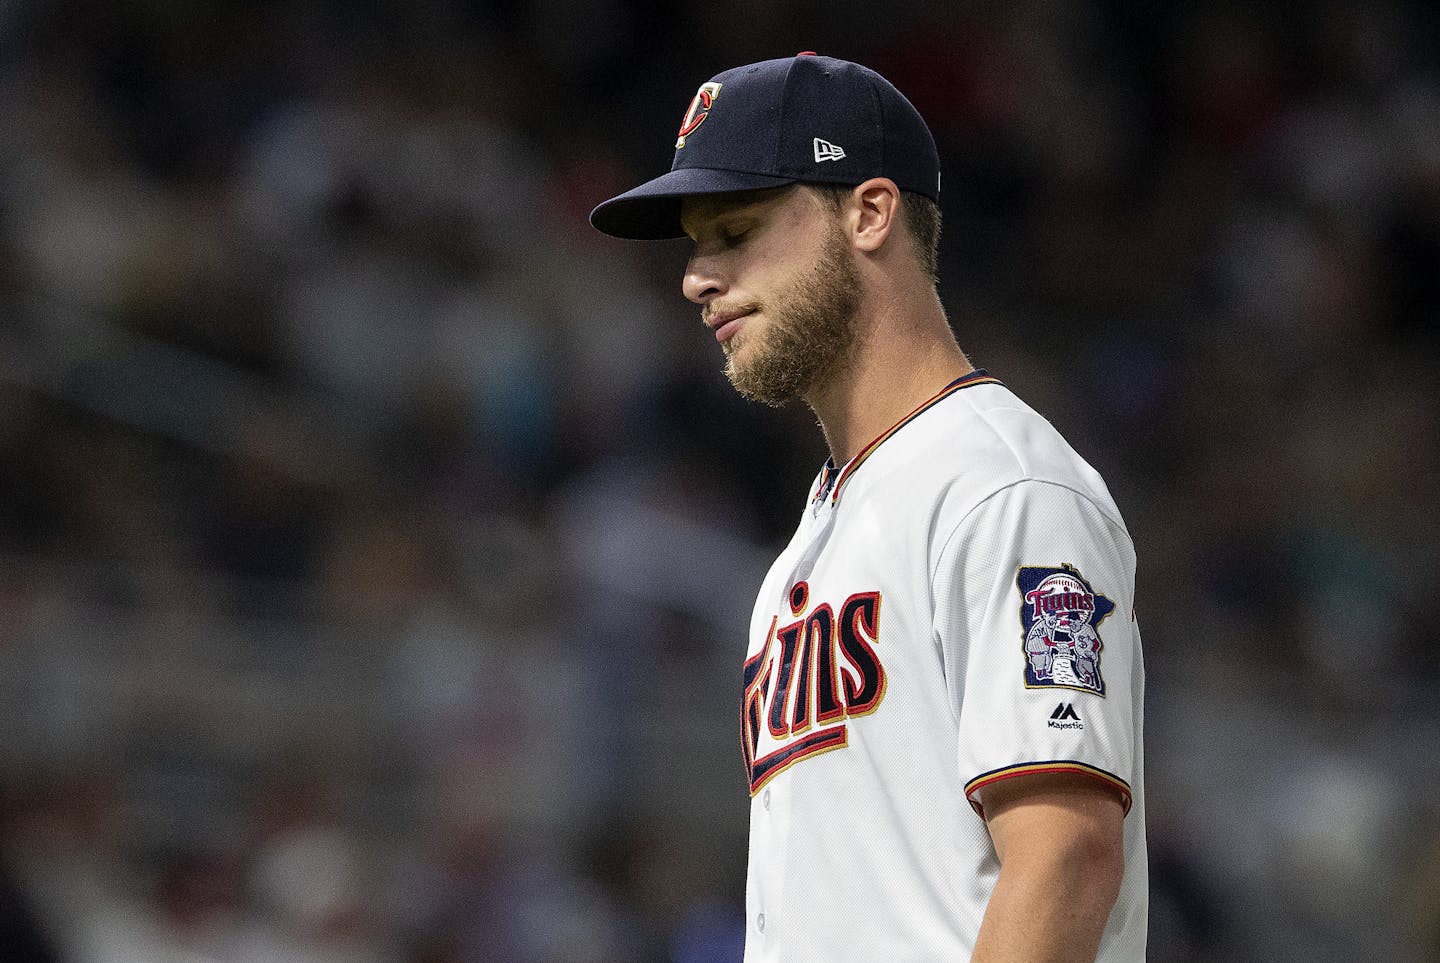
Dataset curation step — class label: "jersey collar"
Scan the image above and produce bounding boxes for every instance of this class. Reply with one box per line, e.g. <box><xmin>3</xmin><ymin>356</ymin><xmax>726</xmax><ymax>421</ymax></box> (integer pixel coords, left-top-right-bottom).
<box><xmin>811</xmin><ymin>369</ymin><xmax>1003</xmax><ymax>505</ymax></box>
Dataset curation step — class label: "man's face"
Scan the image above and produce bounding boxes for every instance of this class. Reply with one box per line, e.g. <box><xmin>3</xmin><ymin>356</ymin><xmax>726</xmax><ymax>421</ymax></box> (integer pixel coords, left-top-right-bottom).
<box><xmin>680</xmin><ymin>187</ymin><xmax>860</xmax><ymax>406</ymax></box>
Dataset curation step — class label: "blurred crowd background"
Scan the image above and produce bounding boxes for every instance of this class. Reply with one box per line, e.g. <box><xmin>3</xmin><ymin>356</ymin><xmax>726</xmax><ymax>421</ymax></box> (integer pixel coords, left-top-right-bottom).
<box><xmin>0</xmin><ymin>0</ymin><xmax>1438</xmax><ymax>960</ymax></box>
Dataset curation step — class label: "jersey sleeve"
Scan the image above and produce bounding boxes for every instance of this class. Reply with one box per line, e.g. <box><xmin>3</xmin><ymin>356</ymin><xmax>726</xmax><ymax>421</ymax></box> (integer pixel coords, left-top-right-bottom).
<box><xmin>933</xmin><ymin>478</ymin><xmax>1141</xmax><ymax>819</ymax></box>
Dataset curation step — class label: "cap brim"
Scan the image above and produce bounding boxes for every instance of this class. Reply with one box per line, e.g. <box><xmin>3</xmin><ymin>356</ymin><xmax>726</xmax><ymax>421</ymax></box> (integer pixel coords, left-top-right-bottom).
<box><xmin>589</xmin><ymin>167</ymin><xmax>798</xmax><ymax>240</ymax></box>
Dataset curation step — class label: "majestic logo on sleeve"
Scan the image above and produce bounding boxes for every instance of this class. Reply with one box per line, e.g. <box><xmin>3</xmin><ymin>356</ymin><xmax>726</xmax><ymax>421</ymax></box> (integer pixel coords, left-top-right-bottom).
<box><xmin>676</xmin><ymin>82</ymin><xmax>722</xmax><ymax>148</ymax></box>
<box><xmin>1017</xmin><ymin>564</ymin><xmax>1114</xmax><ymax>696</ymax></box>
<box><xmin>741</xmin><ymin>582</ymin><xmax>885</xmax><ymax>794</ymax></box>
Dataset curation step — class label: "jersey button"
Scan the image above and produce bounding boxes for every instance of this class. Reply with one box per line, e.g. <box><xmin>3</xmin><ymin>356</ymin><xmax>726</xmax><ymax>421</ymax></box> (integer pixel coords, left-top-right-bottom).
<box><xmin>762</xmin><ymin>789</ymin><xmax>771</xmax><ymax>810</ymax></box>
<box><xmin>757</xmin><ymin>912</ymin><xmax>766</xmax><ymax>933</ymax></box>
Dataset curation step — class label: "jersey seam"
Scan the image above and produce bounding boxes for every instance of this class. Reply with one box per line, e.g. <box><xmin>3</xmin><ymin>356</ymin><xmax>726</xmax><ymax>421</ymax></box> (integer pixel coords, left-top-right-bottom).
<box><xmin>929</xmin><ymin>389</ymin><xmax>1133</xmax><ymax>586</ymax></box>
<box><xmin>929</xmin><ymin>476</ymin><xmax>1134</xmax><ymax>600</ymax></box>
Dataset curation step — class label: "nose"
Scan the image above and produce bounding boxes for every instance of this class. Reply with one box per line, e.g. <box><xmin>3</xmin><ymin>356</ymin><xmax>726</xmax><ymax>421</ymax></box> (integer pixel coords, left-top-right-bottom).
<box><xmin>683</xmin><ymin>252</ymin><xmax>727</xmax><ymax>305</ymax></box>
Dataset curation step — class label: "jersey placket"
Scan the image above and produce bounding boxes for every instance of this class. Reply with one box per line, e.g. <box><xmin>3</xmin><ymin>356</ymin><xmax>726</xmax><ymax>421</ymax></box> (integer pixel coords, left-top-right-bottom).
<box><xmin>746</xmin><ymin>491</ymin><xmax>842</xmax><ymax>956</ymax></box>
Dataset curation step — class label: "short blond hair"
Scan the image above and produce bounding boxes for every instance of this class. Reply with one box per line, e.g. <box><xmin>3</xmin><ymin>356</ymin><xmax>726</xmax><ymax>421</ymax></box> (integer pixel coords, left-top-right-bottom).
<box><xmin>808</xmin><ymin>184</ymin><xmax>942</xmax><ymax>283</ymax></box>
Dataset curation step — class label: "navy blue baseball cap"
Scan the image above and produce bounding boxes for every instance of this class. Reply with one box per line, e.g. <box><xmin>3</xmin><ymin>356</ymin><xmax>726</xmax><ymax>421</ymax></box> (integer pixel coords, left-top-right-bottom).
<box><xmin>590</xmin><ymin>53</ymin><xmax>940</xmax><ymax>240</ymax></box>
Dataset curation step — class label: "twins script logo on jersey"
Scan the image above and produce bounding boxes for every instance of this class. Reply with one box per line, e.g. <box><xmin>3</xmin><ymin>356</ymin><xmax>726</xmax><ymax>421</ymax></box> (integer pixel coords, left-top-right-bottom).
<box><xmin>1017</xmin><ymin>564</ymin><xmax>1114</xmax><ymax>696</ymax></box>
<box><xmin>676</xmin><ymin>82</ymin><xmax>722</xmax><ymax>148</ymax></box>
<box><xmin>741</xmin><ymin>582</ymin><xmax>885</xmax><ymax>794</ymax></box>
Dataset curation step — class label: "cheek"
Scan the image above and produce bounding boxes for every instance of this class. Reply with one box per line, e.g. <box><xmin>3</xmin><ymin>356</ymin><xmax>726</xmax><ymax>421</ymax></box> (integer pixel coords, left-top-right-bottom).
<box><xmin>746</xmin><ymin>233</ymin><xmax>813</xmax><ymax>283</ymax></box>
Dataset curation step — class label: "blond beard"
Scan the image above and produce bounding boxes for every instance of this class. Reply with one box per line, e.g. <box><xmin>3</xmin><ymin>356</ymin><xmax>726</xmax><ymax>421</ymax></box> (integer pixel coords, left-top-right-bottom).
<box><xmin>723</xmin><ymin>227</ymin><xmax>861</xmax><ymax>407</ymax></box>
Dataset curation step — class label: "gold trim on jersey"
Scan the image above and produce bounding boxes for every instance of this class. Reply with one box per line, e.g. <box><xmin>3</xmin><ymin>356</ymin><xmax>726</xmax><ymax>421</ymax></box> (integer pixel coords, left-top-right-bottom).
<box><xmin>830</xmin><ymin>371</ymin><xmax>1002</xmax><ymax>503</ymax></box>
<box><xmin>963</xmin><ymin>760</ymin><xmax>1133</xmax><ymax>818</ymax></box>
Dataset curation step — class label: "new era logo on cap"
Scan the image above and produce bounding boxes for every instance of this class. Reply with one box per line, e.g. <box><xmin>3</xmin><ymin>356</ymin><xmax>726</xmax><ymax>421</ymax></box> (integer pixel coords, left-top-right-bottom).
<box><xmin>813</xmin><ymin>138</ymin><xmax>846</xmax><ymax>162</ymax></box>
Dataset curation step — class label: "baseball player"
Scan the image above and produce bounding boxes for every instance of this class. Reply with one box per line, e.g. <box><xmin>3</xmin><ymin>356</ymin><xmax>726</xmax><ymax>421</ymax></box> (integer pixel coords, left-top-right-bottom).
<box><xmin>591</xmin><ymin>54</ymin><xmax>1146</xmax><ymax>961</ymax></box>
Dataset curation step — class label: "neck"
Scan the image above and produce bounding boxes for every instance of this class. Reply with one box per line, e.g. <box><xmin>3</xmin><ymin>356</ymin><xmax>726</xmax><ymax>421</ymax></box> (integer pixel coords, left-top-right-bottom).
<box><xmin>804</xmin><ymin>287</ymin><xmax>972</xmax><ymax>466</ymax></box>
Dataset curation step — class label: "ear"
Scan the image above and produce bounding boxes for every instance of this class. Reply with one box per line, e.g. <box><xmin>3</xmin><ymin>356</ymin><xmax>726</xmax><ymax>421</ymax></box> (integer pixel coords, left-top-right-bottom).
<box><xmin>848</xmin><ymin>178</ymin><xmax>901</xmax><ymax>254</ymax></box>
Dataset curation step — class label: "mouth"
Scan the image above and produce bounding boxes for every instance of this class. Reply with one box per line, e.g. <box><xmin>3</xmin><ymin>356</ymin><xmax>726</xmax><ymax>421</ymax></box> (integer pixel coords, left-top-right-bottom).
<box><xmin>705</xmin><ymin>308</ymin><xmax>754</xmax><ymax>343</ymax></box>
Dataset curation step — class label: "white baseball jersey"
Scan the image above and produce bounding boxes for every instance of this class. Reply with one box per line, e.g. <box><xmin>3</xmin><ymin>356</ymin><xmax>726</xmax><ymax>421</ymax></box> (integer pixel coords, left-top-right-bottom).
<box><xmin>740</xmin><ymin>370</ymin><xmax>1147</xmax><ymax>961</ymax></box>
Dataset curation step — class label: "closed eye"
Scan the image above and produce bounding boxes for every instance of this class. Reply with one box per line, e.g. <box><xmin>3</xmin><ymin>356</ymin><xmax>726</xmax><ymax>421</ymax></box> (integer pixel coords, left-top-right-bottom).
<box><xmin>689</xmin><ymin>226</ymin><xmax>751</xmax><ymax>259</ymax></box>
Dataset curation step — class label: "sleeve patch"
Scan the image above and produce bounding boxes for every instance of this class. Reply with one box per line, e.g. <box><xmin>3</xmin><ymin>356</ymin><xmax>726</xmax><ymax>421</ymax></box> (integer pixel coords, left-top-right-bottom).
<box><xmin>1016</xmin><ymin>563</ymin><xmax>1114</xmax><ymax>696</ymax></box>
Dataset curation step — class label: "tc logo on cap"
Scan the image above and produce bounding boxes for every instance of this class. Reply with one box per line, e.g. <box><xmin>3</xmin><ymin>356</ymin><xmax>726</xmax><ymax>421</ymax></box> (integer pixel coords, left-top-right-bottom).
<box><xmin>676</xmin><ymin>82</ymin><xmax>723</xmax><ymax>148</ymax></box>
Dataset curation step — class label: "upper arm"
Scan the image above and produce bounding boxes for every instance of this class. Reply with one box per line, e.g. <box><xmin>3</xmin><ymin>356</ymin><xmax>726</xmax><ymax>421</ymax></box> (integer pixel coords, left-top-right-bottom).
<box><xmin>971</xmin><ymin>770</ymin><xmax>1127</xmax><ymax>963</ymax></box>
<box><xmin>979</xmin><ymin>769</ymin><xmax>1126</xmax><ymax>869</ymax></box>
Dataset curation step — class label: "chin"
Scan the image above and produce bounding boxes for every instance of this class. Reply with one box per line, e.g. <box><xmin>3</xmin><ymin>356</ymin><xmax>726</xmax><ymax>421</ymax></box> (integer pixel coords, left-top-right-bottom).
<box><xmin>724</xmin><ymin>353</ymin><xmax>807</xmax><ymax>408</ymax></box>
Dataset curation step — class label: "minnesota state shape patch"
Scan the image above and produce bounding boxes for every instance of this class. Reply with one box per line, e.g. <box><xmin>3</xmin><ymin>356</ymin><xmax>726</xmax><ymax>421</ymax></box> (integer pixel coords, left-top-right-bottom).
<box><xmin>1017</xmin><ymin>564</ymin><xmax>1114</xmax><ymax>696</ymax></box>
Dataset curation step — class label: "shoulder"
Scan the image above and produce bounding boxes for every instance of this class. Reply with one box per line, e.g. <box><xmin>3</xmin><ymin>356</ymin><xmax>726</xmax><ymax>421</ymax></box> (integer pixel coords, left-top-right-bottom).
<box><xmin>860</xmin><ymin>380</ymin><xmax>1125</xmax><ymax>529</ymax></box>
